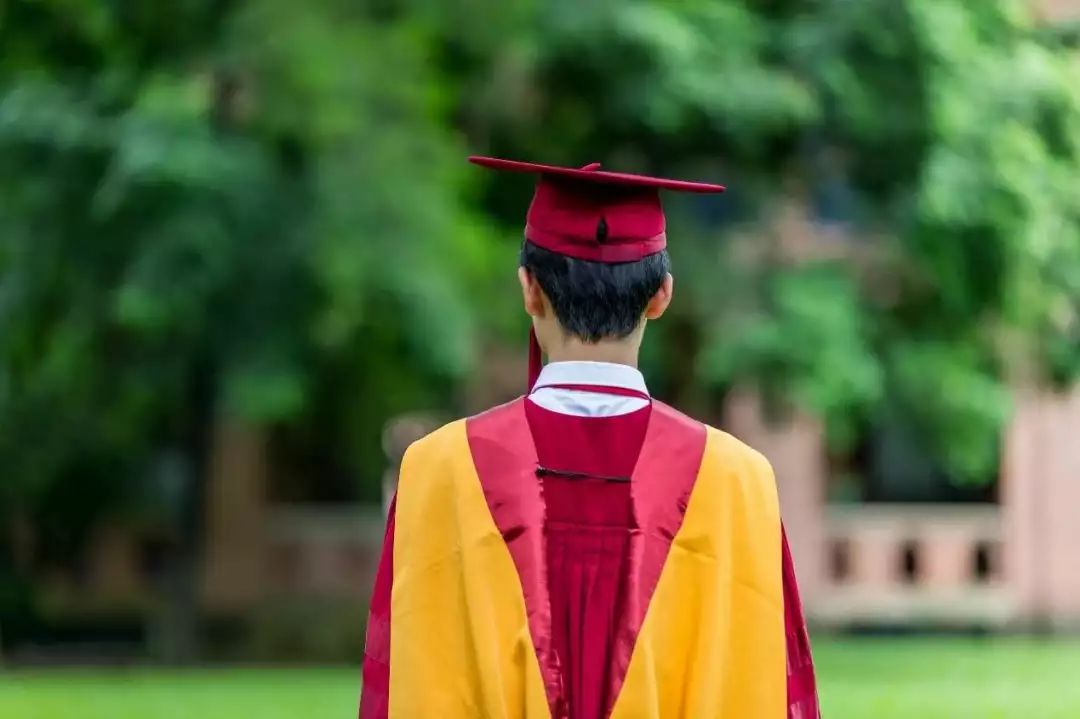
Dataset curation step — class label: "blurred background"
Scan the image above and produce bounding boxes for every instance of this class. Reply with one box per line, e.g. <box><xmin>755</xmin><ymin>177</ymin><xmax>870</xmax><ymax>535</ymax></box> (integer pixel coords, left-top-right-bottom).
<box><xmin>2</xmin><ymin>0</ymin><xmax>1080</xmax><ymax>717</ymax></box>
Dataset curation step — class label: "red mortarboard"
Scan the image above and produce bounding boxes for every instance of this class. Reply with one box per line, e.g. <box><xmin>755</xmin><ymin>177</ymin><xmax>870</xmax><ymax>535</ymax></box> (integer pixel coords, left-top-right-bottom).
<box><xmin>469</xmin><ymin>156</ymin><xmax>725</xmax><ymax>263</ymax></box>
<box><xmin>468</xmin><ymin>156</ymin><xmax>726</xmax><ymax>389</ymax></box>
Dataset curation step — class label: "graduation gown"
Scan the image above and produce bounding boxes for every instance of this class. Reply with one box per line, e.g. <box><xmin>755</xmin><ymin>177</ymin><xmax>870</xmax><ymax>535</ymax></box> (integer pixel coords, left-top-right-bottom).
<box><xmin>360</xmin><ymin>387</ymin><xmax>819</xmax><ymax>718</ymax></box>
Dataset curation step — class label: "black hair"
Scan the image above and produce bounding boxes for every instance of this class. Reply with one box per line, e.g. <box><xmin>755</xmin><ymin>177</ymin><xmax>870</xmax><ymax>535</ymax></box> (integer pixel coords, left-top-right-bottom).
<box><xmin>519</xmin><ymin>240</ymin><xmax>671</xmax><ymax>342</ymax></box>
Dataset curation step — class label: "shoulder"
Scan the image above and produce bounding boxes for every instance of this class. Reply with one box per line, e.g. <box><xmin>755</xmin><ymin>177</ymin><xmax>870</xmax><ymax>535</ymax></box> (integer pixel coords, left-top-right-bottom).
<box><xmin>652</xmin><ymin>402</ymin><xmax>776</xmax><ymax>494</ymax></box>
<box><xmin>400</xmin><ymin>418</ymin><xmax>468</xmax><ymax>470</ymax></box>
<box><xmin>400</xmin><ymin>396</ymin><xmax>528</xmax><ymax>469</ymax></box>
<box><xmin>651</xmin><ymin>401</ymin><xmax>775</xmax><ymax>484</ymax></box>
<box><xmin>395</xmin><ymin>418</ymin><xmax>470</xmax><ymax>514</ymax></box>
<box><xmin>699</xmin><ymin>423</ymin><xmax>779</xmax><ymax>519</ymax></box>
<box><xmin>703</xmin><ymin>425</ymin><xmax>775</xmax><ymax>483</ymax></box>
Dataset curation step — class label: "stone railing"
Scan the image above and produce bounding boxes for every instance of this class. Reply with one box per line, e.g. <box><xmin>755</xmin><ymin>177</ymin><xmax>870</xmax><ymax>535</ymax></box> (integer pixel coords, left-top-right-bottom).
<box><xmin>264</xmin><ymin>506</ymin><xmax>386</xmax><ymax>599</ymax></box>
<box><xmin>813</xmin><ymin>504</ymin><xmax>1012</xmax><ymax>626</ymax></box>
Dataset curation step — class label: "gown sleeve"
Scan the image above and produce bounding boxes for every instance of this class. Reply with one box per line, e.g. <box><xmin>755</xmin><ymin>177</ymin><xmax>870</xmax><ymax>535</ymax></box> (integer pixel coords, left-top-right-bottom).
<box><xmin>359</xmin><ymin>495</ymin><xmax>396</xmax><ymax>719</ymax></box>
<box><xmin>783</xmin><ymin>523</ymin><xmax>821</xmax><ymax>719</ymax></box>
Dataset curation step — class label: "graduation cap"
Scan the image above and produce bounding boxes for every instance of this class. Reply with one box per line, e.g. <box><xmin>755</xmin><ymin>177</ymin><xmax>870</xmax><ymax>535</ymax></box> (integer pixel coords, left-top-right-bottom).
<box><xmin>468</xmin><ymin>156</ymin><xmax>726</xmax><ymax>390</ymax></box>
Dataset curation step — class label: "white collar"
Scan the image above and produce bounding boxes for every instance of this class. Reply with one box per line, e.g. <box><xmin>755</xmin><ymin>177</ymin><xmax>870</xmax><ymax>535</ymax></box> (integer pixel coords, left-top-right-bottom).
<box><xmin>533</xmin><ymin>361</ymin><xmax>649</xmax><ymax>394</ymax></box>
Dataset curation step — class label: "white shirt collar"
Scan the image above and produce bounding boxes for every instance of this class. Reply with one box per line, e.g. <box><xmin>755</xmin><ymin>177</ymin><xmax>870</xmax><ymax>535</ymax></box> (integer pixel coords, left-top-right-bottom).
<box><xmin>533</xmin><ymin>361</ymin><xmax>649</xmax><ymax>395</ymax></box>
<box><xmin>528</xmin><ymin>361</ymin><xmax>650</xmax><ymax>417</ymax></box>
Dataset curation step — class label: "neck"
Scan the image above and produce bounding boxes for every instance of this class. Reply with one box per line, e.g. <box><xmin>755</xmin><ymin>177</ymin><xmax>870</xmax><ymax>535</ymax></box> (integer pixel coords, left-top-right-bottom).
<box><xmin>544</xmin><ymin>337</ymin><xmax>640</xmax><ymax>367</ymax></box>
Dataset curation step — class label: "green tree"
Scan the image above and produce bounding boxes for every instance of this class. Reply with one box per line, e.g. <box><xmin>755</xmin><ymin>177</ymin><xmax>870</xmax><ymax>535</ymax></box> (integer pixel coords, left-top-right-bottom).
<box><xmin>0</xmin><ymin>0</ymin><xmax>496</xmax><ymax>652</ymax></box>
<box><xmin>2</xmin><ymin>2</ymin><xmax>1078</xmax><ymax>650</ymax></box>
<box><xmin>459</xmin><ymin>0</ymin><xmax>1080</xmax><ymax>483</ymax></box>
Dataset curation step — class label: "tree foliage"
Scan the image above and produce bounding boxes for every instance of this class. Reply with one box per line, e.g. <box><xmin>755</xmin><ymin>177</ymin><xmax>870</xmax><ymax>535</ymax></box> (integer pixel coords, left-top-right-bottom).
<box><xmin>0</xmin><ymin>0</ymin><xmax>491</xmax><ymax>555</ymax></box>
<box><xmin>1</xmin><ymin>0</ymin><xmax>1077</xmax><ymax>559</ymax></box>
<box><xmin>459</xmin><ymin>0</ymin><xmax>1080</xmax><ymax>481</ymax></box>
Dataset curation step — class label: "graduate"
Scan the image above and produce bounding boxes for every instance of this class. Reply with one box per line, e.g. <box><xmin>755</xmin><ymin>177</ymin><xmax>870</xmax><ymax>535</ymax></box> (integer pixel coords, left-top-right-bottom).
<box><xmin>360</xmin><ymin>157</ymin><xmax>819</xmax><ymax>719</ymax></box>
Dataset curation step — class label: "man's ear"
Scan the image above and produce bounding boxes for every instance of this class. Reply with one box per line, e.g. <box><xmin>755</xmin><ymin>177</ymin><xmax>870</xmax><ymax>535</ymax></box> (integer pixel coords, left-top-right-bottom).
<box><xmin>644</xmin><ymin>272</ymin><xmax>674</xmax><ymax>320</ymax></box>
<box><xmin>518</xmin><ymin>266</ymin><xmax>546</xmax><ymax>319</ymax></box>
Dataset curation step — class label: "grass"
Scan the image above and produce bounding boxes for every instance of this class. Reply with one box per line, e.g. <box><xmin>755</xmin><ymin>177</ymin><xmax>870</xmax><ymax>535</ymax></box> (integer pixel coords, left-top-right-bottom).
<box><xmin>815</xmin><ymin>637</ymin><xmax>1080</xmax><ymax>718</ymax></box>
<box><xmin>0</xmin><ymin>666</ymin><xmax>358</xmax><ymax>719</ymax></box>
<box><xmin>2</xmin><ymin>637</ymin><xmax>1079</xmax><ymax>718</ymax></box>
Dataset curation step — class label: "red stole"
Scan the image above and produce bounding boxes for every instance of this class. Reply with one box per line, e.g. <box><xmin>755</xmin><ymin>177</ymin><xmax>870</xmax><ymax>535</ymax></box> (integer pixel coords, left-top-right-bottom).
<box><xmin>467</xmin><ymin>397</ymin><xmax>705</xmax><ymax>717</ymax></box>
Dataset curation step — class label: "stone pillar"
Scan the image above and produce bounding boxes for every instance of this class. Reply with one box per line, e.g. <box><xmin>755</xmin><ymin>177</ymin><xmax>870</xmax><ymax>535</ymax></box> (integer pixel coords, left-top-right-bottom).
<box><xmin>1002</xmin><ymin>383</ymin><xmax>1080</xmax><ymax>628</ymax></box>
<box><xmin>201</xmin><ymin>418</ymin><xmax>268</xmax><ymax>610</ymax></box>
<box><xmin>1002</xmin><ymin>388</ymin><xmax>1041</xmax><ymax>620</ymax></box>
<box><xmin>723</xmin><ymin>389</ymin><xmax>827</xmax><ymax>601</ymax></box>
<box><xmin>921</xmin><ymin>525</ymin><xmax>976</xmax><ymax>589</ymax></box>
<box><xmin>850</xmin><ymin>524</ymin><xmax>900</xmax><ymax>589</ymax></box>
<box><xmin>1039</xmin><ymin>386</ymin><xmax>1080</xmax><ymax>625</ymax></box>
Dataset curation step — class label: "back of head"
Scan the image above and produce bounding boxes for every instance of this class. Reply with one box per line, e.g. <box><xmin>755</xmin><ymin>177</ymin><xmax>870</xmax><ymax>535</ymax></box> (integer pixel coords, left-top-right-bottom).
<box><xmin>468</xmin><ymin>156</ymin><xmax>723</xmax><ymax>382</ymax></box>
<box><xmin>520</xmin><ymin>241</ymin><xmax>671</xmax><ymax>342</ymax></box>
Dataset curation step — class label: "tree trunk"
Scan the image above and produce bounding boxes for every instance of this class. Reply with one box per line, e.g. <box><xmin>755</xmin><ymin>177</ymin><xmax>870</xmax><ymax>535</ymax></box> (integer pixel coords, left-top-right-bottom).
<box><xmin>154</xmin><ymin>358</ymin><xmax>216</xmax><ymax>663</ymax></box>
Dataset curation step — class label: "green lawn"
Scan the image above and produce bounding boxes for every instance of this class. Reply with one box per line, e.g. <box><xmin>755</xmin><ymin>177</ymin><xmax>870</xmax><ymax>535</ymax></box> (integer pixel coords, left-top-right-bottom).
<box><xmin>815</xmin><ymin>637</ymin><xmax>1080</xmax><ymax>718</ymax></box>
<box><xmin>2</xmin><ymin>638</ymin><xmax>1078</xmax><ymax>718</ymax></box>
